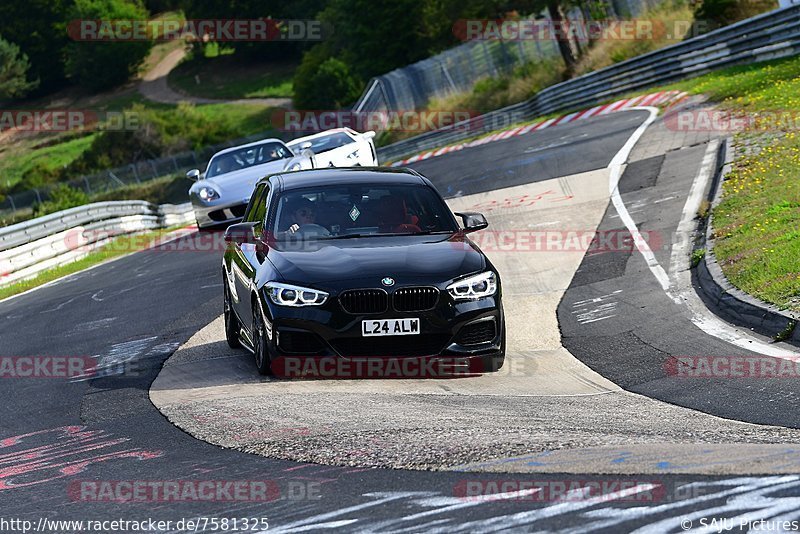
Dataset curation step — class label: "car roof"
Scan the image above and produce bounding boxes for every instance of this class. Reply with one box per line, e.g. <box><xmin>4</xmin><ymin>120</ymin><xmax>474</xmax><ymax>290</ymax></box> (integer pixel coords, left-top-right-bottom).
<box><xmin>211</xmin><ymin>138</ymin><xmax>289</xmax><ymax>157</ymax></box>
<box><xmin>264</xmin><ymin>167</ymin><xmax>426</xmax><ymax>190</ymax></box>
<box><xmin>286</xmin><ymin>128</ymin><xmax>355</xmax><ymax>145</ymax></box>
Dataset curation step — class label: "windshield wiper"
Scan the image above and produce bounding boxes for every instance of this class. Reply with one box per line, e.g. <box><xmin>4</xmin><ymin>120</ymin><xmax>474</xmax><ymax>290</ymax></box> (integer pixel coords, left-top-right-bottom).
<box><xmin>318</xmin><ymin>233</ymin><xmax>379</xmax><ymax>240</ymax></box>
<box><xmin>412</xmin><ymin>230</ymin><xmax>455</xmax><ymax>235</ymax></box>
<box><xmin>319</xmin><ymin>230</ymin><xmax>455</xmax><ymax>240</ymax></box>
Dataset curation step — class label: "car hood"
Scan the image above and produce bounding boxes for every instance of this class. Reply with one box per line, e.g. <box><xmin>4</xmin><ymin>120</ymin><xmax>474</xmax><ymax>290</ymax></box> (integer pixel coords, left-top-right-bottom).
<box><xmin>266</xmin><ymin>235</ymin><xmax>486</xmax><ymax>287</ymax></box>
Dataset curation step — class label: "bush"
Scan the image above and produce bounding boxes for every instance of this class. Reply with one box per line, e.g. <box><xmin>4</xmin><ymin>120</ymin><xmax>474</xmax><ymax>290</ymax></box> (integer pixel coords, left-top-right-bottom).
<box><xmin>65</xmin><ymin>102</ymin><xmax>239</xmax><ymax>176</ymax></box>
<box><xmin>32</xmin><ymin>184</ymin><xmax>89</xmax><ymax>217</ymax></box>
<box><xmin>293</xmin><ymin>50</ymin><xmax>362</xmax><ymax>110</ymax></box>
<box><xmin>11</xmin><ymin>163</ymin><xmax>62</xmax><ymax>193</ymax></box>
<box><xmin>64</xmin><ymin>0</ymin><xmax>153</xmax><ymax>92</ymax></box>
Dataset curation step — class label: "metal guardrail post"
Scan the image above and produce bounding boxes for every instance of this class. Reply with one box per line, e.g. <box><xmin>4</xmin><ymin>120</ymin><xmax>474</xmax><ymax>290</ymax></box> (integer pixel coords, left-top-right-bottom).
<box><xmin>108</xmin><ymin>171</ymin><xmax>125</xmax><ymax>188</ymax></box>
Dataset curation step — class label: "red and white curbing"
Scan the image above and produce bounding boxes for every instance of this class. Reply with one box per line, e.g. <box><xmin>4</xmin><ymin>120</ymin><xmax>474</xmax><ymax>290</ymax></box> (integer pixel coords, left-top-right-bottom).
<box><xmin>388</xmin><ymin>90</ymin><xmax>688</xmax><ymax>167</ymax></box>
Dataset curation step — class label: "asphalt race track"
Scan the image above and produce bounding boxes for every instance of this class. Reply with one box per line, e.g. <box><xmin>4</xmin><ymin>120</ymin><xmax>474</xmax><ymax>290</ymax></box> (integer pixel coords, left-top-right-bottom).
<box><xmin>3</xmin><ymin>107</ymin><xmax>800</xmax><ymax>532</ymax></box>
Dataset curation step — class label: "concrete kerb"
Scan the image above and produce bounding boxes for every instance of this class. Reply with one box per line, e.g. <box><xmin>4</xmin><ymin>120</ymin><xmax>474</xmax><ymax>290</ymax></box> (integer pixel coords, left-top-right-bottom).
<box><xmin>694</xmin><ymin>137</ymin><xmax>800</xmax><ymax>344</ymax></box>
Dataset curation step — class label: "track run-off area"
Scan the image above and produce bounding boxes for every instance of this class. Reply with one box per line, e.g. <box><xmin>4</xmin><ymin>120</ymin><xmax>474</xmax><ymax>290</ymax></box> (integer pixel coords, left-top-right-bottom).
<box><xmin>4</xmin><ymin>102</ymin><xmax>800</xmax><ymax>531</ymax></box>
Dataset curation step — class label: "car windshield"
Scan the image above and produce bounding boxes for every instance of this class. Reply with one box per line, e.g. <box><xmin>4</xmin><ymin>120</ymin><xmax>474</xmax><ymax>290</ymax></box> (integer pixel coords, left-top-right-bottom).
<box><xmin>271</xmin><ymin>183</ymin><xmax>458</xmax><ymax>239</ymax></box>
<box><xmin>206</xmin><ymin>142</ymin><xmax>293</xmax><ymax>178</ymax></box>
<box><xmin>290</xmin><ymin>132</ymin><xmax>354</xmax><ymax>154</ymax></box>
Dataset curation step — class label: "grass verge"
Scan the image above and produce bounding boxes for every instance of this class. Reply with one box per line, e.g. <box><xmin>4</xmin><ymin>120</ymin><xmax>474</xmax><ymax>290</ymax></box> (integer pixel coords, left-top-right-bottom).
<box><xmin>168</xmin><ymin>55</ymin><xmax>295</xmax><ymax>99</ymax></box>
<box><xmin>665</xmin><ymin>55</ymin><xmax>800</xmax><ymax>311</ymax></box>
<box><xmin>0</xmin><ymin>226</ymin><xmax>190</xmax><ymax>301</ymax></box>
<box><xmin>711</xmin><ymin>134</ymin><xmax>800</xmax><ymax>311</ymax></box>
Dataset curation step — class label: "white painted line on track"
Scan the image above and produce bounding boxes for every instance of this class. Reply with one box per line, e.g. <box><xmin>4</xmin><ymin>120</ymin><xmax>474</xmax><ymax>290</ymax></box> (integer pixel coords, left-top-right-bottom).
<box><xmin>611</xmin><ymin>113</ymin><xmax>799</xmax><ymax>358</ymax></box>
<box><xmin>668</xmin><ymin>140</ymin><xmax>720</xmax><ymax>287</ymax></box>
<box><xmin>607</xmin><ymin>106</ymin><xmax>671</xmax><ymax>291</ymax></box>
<box><xmin>668</xmin><ymin>141</ymin><xmax>800</xmax><ymax>358</ymax></box>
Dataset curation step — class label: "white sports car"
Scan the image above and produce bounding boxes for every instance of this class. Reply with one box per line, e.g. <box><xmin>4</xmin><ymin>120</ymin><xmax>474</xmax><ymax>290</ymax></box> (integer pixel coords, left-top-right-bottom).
<box><xmin>287</xmin><ymin>128</ymin><xmax>378</xmax><ymax>167</ymax></box>
<box><xmin>187</xmin><ymin>138</ymin><xmax>314</xmax><ymax>229</ymax></box>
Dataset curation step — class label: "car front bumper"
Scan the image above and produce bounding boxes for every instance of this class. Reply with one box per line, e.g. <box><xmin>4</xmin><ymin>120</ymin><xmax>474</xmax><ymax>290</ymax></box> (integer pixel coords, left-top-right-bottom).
<box><xmin>192</xmin><ymin>199</ymin><xmax>249</xmax><ymax>228</ymax></box>
<box><xmin>259</xmin><ymin>289</ymin><xmax>504</xmax><ymax>377</ymax></box>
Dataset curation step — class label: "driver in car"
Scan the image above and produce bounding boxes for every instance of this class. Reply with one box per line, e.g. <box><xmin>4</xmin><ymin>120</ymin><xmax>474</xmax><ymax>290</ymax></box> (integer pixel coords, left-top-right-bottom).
<box><xmin>280</xmin><ymin>198</ymin><xmax>330</xmax><ymax>238</ymax></box>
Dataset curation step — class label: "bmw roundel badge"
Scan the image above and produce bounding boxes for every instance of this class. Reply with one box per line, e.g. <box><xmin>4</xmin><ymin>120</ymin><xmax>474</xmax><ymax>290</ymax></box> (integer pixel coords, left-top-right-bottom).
<box><xmin>381</xmin><ymin>277</ymin><xmax>395</xmax><ymax>287</ymax></box>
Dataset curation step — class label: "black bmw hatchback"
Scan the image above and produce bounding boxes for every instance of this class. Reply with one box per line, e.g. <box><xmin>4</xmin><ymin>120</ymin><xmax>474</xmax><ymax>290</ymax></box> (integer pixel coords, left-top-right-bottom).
<box><xmin>222</xmin><ymin>167</ymin><xmax>505</xmax><ymax>377</ymax></box>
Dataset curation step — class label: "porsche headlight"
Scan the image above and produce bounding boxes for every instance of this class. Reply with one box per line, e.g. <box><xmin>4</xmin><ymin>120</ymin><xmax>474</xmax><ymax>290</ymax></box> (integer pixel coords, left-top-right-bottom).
<box><xmin>197</xmin><ymin>186</ymin><xmax>220</xmax><ymax>202</ymax></box>
<box><xmin>447</xmin><ymin>271</ymin><xmax>497</xmax><ymax>301</ymax></box>
<box><xmin>265</xmin><ymin>282</ymin><xmax>328</xmax><ymax>307</ymax></box>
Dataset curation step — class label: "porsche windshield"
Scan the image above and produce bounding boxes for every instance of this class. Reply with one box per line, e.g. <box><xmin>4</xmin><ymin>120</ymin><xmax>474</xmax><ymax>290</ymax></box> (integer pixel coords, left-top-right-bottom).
<box><xmin>292</xmin><ymin>132</ymin><xmax>354</xmax><ymax>154</ymax></box>
<box><xmin>272</xmin><ymin>183</ymin><xmax>458</xmax><ymax>239</ymax></box>
<box><xmin>206</xmin><ymin>142</ymin><xmax>293</xmax><ymax>178</ymax></box>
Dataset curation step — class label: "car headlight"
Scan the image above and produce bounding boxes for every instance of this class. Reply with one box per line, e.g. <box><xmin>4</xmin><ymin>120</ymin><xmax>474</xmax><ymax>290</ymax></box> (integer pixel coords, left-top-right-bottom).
<box><xmin>265</xmin><ymin>282</ymin><xmax>328</xmax><ymax>307</ymax></box>
<box><xmin>447</xmin><ymin>271</ymin><xmax>497</xmax><ymax>301</ymax></box>
<box><xmin>287</xmin><ymin>162</ymin><xmax>302</xmax><ymax>172</ymax></box>
<box><xmin>197</xmin><ymin>186</ymin><xmax>220</xmax><ymax>202</ymax></box>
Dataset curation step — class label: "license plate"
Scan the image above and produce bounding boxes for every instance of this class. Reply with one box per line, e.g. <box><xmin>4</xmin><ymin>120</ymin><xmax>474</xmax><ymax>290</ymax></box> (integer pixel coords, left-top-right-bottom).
<box><xmin>362</xmin><ymin>318</ymin><xmax>420</xmax><ymax>337</ymax></box>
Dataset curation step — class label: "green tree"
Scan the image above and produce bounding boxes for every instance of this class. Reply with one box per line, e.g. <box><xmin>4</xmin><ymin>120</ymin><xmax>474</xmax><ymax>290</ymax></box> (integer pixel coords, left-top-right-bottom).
<box><xmin>0</xmin><ymin>0</ymin><xmax>72</xmax><ymax>93</ymax></box>
<box><xmin>64</xmin><ymin>0</ymin><xmax>153</xmax><ymax>92</ymax></box>
<box><xmin>0</xmin><ymin>36</ymin><xmax>38</xmax><ymax>99</ymax></box>
<box><xmin>180</xmin><ymin>0</ymin><xmax>327</xmax><ymax>60</ymax></box>
<box><xmin>293</xmin><ymin>55</ymin><xmax>361</xmax><ymax>109</ymax></box>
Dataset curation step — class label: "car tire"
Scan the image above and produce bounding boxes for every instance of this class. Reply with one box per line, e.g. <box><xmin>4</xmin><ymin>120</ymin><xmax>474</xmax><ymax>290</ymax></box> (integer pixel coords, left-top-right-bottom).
<box><xmin>252</xmin><ymin>300</ymin><xmax>273</xmax><ymax>376</ymax></box>
<box><xmin>223</xmin><ymin>283</ymin><xmax>242</xmax><ymax>349</ymax></box>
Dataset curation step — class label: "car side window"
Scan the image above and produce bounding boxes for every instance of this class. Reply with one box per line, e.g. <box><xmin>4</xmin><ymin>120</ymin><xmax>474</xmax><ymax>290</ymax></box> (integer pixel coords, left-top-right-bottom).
<box><xmin>244</xmin><ymin>184</ymin><xmax>269</xmax><ymax>224</ymax></box>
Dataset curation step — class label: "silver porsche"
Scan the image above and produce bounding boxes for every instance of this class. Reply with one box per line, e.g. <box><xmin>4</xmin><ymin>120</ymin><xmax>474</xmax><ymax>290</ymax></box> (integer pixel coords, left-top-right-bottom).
<box><xmin>187</xmin><ymin>138</ymin><xmax>314</xmax><ymax>229</ymax></box>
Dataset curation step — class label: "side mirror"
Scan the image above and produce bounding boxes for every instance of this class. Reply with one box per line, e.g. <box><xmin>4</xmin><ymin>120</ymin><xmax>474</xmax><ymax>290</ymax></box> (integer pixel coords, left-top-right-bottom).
<box><xmin>454</xmin><ymin>212</ymin><xmax>488</xmax><ymax>233</ymax></box>
<box><xmin>224</xmin><ymin>222</ymin><xmax>259</xmax><ymax>244</ymax></box>
<box><xmin>186</xmin><ymin>169</ymin><xmax>201</xmax><ymax>181</ymax></box>
<box><xmin>299</xmin><ymin>141</ymin><xmax>313</xmax><ymax>150</ymax></box>
<box><xmin>363</xmin><ymin>131</ymin><xmax>376</xmax><ymax>140</ymax></box>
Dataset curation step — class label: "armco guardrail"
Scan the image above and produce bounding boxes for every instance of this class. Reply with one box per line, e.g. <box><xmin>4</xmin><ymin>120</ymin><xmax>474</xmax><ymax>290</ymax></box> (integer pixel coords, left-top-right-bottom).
<box><xmin>376</xmin><ymin>5</ymin><xmax>800</xmax><ymax>162</ymax></box>
<box><xmin>0</xmin><ymin>128</ymin><xmax>297</xmax><ymax>218</ymax></box>
<box><xmin>0</xmin><ymin>201</ymin><xmax>194</xmax><ymax>287</ymax></box>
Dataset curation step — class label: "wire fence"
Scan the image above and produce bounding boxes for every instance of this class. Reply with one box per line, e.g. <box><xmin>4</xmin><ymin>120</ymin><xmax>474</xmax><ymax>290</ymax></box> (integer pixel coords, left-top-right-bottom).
<box><xmin>0</xmin><ymin>0</ymin><xmax>666</xmax><ymax>220</ymax></box>
<box><xmin>353</xmin><ymin>0</ymin><xmax>658</xmax><ymax>114</ymax></box>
